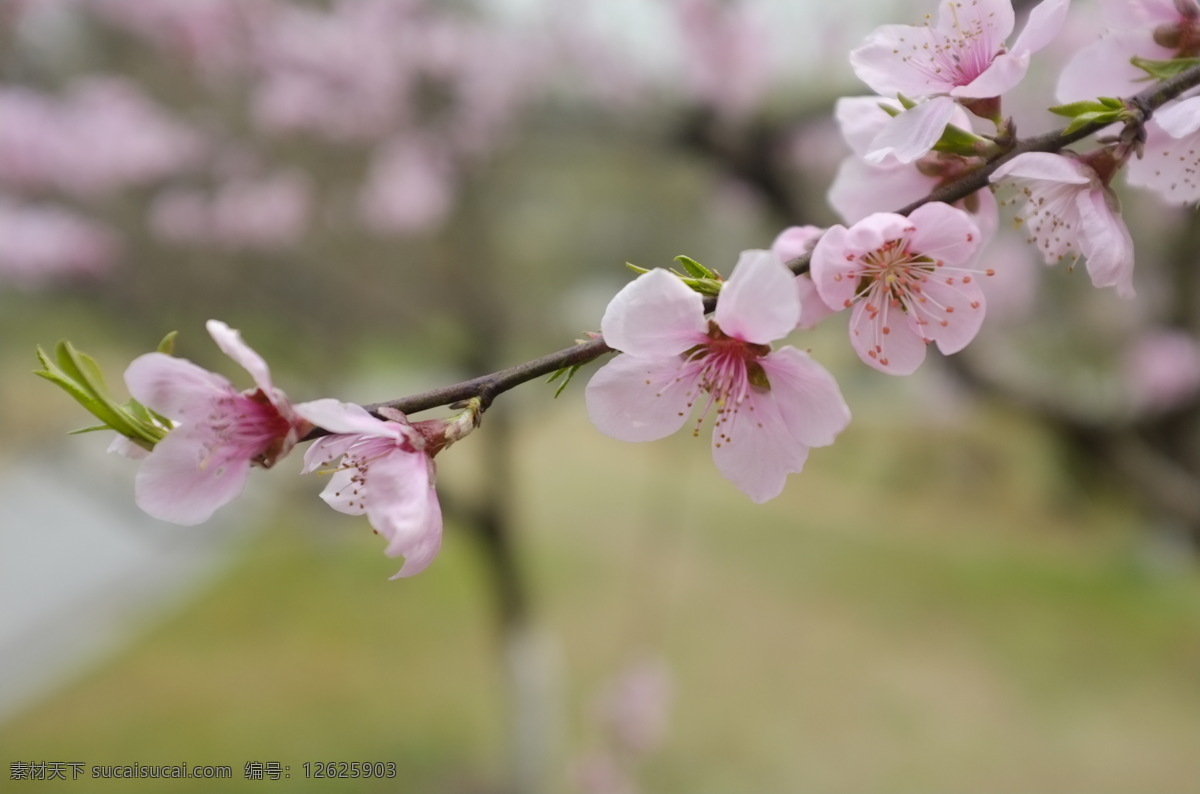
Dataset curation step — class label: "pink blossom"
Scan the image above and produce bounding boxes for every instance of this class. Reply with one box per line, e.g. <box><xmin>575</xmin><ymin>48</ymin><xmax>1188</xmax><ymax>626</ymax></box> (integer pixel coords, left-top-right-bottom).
<box><xmin>810</xmin><ymin>202</ymin><xmax>987</xmax><ymax>375</ymax></box>
<box><xmin>0</xmin><ymin>199</ymin><xmax>118</xmax><ymax>286</ymax></box>
<box><xmin>585</xmin><ymin>251</ymin><xmax>850</xmax><ymax>503</ymax></box>
<box><xmin>827</xmin><ymin>96</ymin><xmax>999</xmax><ymax>239</ymax></box>
<box><xmin>1125</xmin><ymin>96</ymin><xmax>1200</xmax><ymax>203</ymax></box>
<box><xmin>850</xmin><ymin>0</ymin><xmax>1069</xmax><ymax>163</ymax></box>
<box><xmin>0</xmin><ymin>79</ymin><xmax>203</xmax><ymax>198</ymax></box>
<box><xmin>92</xmin><ymin>0</ymin><xmax>267</xmax><ymax>80</ymax></box>
<box><xmin>124</xmin><ymin>320</ymin><xmax>313</xmax><ymax>525</ymax></box>
<box><xmin>298</xmin><ymin>401</ymin><xmax>442</xmax><ymax>579</ymax></box>
<box><xmin>990</xmin><ymin>152</ymin><xmax>1135</xmax><ymax>297</ymax></box>
<box><xmin>770</xmin><ymin>225</ymin><xmax>836</xmax><ymax>330</ymax></box>
<box><xmin>208</xmin><ymin>170</ymin><xmax>313</xmax><ymax>250</ymax></box>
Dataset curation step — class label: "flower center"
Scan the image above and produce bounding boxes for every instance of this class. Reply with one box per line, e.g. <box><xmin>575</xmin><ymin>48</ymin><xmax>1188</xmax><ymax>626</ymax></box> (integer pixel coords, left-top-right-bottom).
<box><xmin>676</xmin><ymin>321</ymin><xmax>771</xmax><ymax>445</ymax></box>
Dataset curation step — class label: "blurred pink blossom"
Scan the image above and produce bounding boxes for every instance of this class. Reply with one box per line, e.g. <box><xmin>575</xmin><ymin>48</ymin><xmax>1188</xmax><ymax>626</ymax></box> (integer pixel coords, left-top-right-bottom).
<box><xmin>0</xmin><ymin>79</ymin><xmax>203</xmax><ymax>198</ymax></box>
<box><xmin>250</xmin><ymin>0</ymin><xmax>420</xmax><ymax>142</ymax></box>
<box><xmin>209</xmin><ymin>171</ymin><xmax>313</xmax><ymax>250</ymax></box>
<box><xmin>0</xmin><ymin>199</ymin><xmax>118</xmax><ymax>285</ymax></box>
<box><xmin>149</xmin><ymin>171</ymin><xmax>313</xmax><ymax>251</ymax></box>
<box><xmin>672</xmin><ymin>0</ymin><xmax>772</xmax><ymax>118</ymax></box>
<box><xmin>91</xmin><ymin>0</ymin><xmax>268</xmax><ymax>79</ymax></box>
<box><xmin>1123</xmin><ymin>330</ymin><xmax>1200</xmax><ymax>413</ymax></box>
<box><xmin>358</xmin><ymin>137</ymin><xmax>456</xmax><ymax>236</ymax></box>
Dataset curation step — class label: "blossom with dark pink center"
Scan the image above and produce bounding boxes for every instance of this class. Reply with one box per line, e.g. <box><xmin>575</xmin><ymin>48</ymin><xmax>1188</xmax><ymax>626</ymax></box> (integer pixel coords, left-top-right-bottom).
<box><xmin>298</xmin><ymin>401</ymin><xmax>442</xmax><ymax>579</ymax></box>
<box><xmin>585</xmin><ymin>251</ymin><xmax>850</xmax><ymax>503</ymax></box>
<box><xmin>810</xmin><ymin>202</ymin><xmax>987</xmax><ymax>375</ymax></box>
<box><xmin>124</xmin><ymin>320</ymin><xmax>313</xmax><ymax>525</ymax></box>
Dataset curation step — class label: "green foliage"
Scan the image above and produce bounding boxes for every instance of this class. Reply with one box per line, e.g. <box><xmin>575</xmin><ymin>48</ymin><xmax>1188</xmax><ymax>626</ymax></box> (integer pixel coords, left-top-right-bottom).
<box><xmin>33</xmin><ymin>340</ymin><xmax>171</xmax><ymax>450</ymax></box>
<box><xmin>1131</xmin><ymin>55</ymin><xmax>1200</xmax><ymax>81</ymax></box>
<box><xmin>1048</xmin><ymin>97</ymin><xmax>1130</xmax><ymax>135</ymax></box>
<box><xmin>546</xmin><ymin>362</ymin><xmax>584</xmax><ymax>398</ymax></box>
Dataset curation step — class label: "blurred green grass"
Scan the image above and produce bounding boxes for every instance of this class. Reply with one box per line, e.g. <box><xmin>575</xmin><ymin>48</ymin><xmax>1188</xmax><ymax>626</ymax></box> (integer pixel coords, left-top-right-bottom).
<box><xmin>3</xmin><ymin>401</ymin><xmax>1199</xmax><ymax>793</ymax></box>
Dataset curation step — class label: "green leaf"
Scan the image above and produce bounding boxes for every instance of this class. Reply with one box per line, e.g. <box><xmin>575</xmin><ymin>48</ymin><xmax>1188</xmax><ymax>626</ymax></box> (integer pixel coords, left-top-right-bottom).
<box><xmin>546</xmin><ymin>363</ymin><xmax>584</xmax><ymax>398</ymax></box>
<box><xmin>1131</xmin><ymin>55</ymin><xmax>1200</xmax><ymax>81</ymax></box>
<box><xmin>674</xmin><ymin>255</ymin><xmax>717</xmax><ymax>280</ymax></box>
<box><xmin>1049</xmin><ymin>100</ymin><xmax>1113</xmax><ymax>117</ymax></box>
<box><xmin>1061</xmin><ymin>109</ymin><xmax>1127</xmax><ymax>135</ymax></box>
<box><xmin>930</xmin><ymin>123</ymin><xmax>987</xmax><ymax>156</ymax></box>
<box><xmin>625</xmin><ymin>262</ymin><xmax>651</xmax><ymax>275</ymax></box>
<box><xmin>34</xmin><ymin>341</ymin><xmax>167</xmax><ymax>446</ymax></box>
<box><xmin>157</xmin><ymin>331</ymin><xmax>178</xmax><ymax>355</ymax></box>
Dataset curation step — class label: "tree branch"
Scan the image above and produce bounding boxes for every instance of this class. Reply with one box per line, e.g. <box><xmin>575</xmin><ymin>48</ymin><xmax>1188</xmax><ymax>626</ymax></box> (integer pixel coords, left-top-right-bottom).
<box><xmin>314</xmin><ymin>63</ymin><xmax>1200</xmax><ymax>433</ymax></box>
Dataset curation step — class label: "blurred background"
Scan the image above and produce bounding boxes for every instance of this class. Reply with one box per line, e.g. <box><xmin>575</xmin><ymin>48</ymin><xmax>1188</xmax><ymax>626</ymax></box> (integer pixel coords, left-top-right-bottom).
<box><xmin>2</xmin><ymin>0</ymin><xmax>1199</xmax><ymax>791</ymax></box>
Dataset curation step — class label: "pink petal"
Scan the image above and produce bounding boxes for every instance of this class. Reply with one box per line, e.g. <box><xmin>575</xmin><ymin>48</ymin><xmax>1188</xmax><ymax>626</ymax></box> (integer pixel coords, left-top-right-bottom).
<box><xmin>709</xmin><ymin>391</ymin><xmax>808</xmax><ymax>503</ymax></box>
<box><xmin>770</xmin><ymin>225</ymin><xmax>823</xmax><ymax>261</ymax></box>
<box><xmin>295</xmin><ymin>398</ymin><xmax>404</xmax><ymax>439</ymax></box>
<box><xmin>759</xmin><ymin>346</ymin><xmax>851</xmax><ymax>448</ymax></box>
<box><xmin>937</xmin><ymin>0</ymin><xmax>1014</xmax><ymax>45</ymax></box>
<box><xmin>850</xmin><ymin>25</ymin><xmax>942</xmax><ymax>97</ymax></box>
<box><xmin>828</xmin><ymin>156</ymin><xmax>938</xmax><ymax>224</ymax></box>
<box><xmin>364</xmin><ymin>450</ymin><xmax>442</xmax><ymax>578</ymax></box>
<box><xmin>134</xmin><ymin>425</ymin><xmax>251</xmax><ymax>525</ymax></box>
<box><xmin>302</xmin><ymin>432</ymin><xmax>362</xmax><ymax>475</ymax></box>
<box><xmin>795</xmin><ymin>275</ymin><xmax>837</xmax><ymax>330</ymax></box>
<box><xmin>849</xmin><ymin>298</ymin><xmax>928</xmax><ymax>375</ymax></box>
<box><xmin>318</xmin><ymin>465</ymin><xmax>368</xmax><ymax>516</ymax></box>
<box><xmin>1008</xmin><ymin>0</ymin><xmax>1071</xmax><ymax>56</ymax></box>
<box><xmin>905</xmin><ymin>202</ymin><xmax>982</xmax><ymax>266</ymax></box>
<box><xmin>1076</xmin><ymin>187</ymin><xmax>1136</xmax><ymax>298</ymax></box>
<box><xmin>1099</xmin><ymin>0</ymin><xmax>1181</xmax><ymax>28</ymax></box>
<box><xmin>601</xmin><ymin>269</ymin><xmax>706</xmax><ymax>358</ymax></box>
<box><xmin>389</xmin><ymin>488</ymin><xmax>443</xmax><ymax>579</ymax></box>
<box><xmin>834</xmin><ymin>96</ymin><xmax>902</xmax><ymax>159</ymax></box>
<box><xmin>206</xmin><ymin>320</ymin><xmax>274</xmax><ymax>395</ymax></box>
<box><xmin>1153</xmin><ymin>96</ymin><xmax>1200</xmax><ymax>138</ymax></box>
<box><xmin>125</xmin><ymin>352</ymin><xmax>232</xmax><ymax>419</ymax></box>
<box><xmin>865</xmin><ymin>97</ymin><xmax>958</xmax><ymax>164</ymax></box>
<box><xmin>990</xmin><ymin>151</ymin><xmax>1091</xmax><ymax>185</ymax></box>
<box><xmin>808</xmin><ymin>224</ymin><xmax>860</xmax><ymax>311</ymax></box>
<box><xmin>1125</xmin><ymin>120</ymin><xmax>1200</xmax><ymax>202</ymax></box>
<box><xmin>715</xmin><ymin>249</ymin><xmax>800</xmax><ymax>344</ymax></box>
<box><xmin>953</xmin><ymin>50</ymin><xmax>1031</xmax><ymax>99</ymax></box>
<box><xmin>585</xmin><ymin>354</ymin><xmax>695</xmax><ymax>442</ymax></box>
<box><xmin>907</xmin><ymin>274</ymin><xmax>987</xmax><ymax>355</ymax></box>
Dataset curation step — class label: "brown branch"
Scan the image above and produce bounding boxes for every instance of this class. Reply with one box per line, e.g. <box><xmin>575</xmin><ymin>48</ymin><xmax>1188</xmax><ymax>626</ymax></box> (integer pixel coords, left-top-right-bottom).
<box><xmin>309</xmin><ymin>62</ymin><xmax>1200</xmax><ymax>435</ymax></box>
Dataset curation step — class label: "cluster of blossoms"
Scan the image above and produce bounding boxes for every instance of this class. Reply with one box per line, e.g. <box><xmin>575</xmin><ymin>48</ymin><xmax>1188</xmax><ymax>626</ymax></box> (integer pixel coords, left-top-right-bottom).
<box><xmin>37</xmin><ymin>0</ymin><xmax>1200</xmax><ymax>579</ymax></box>
<box><xmin>113</xmin><ymin>321</ymin><xmax>454</xmax><ymax>579</ymax></box>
